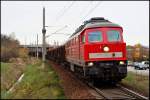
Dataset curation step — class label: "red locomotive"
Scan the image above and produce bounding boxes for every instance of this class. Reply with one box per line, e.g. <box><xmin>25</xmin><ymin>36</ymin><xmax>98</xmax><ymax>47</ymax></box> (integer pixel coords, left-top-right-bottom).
<box><xmin>47</xmin><ymin>17</ymin><xmax>127</xmax><ymax>83</ymax></box>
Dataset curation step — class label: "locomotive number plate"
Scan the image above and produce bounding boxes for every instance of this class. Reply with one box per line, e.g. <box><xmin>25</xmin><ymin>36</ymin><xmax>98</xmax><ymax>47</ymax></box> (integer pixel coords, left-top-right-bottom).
<box><xmin>89</xmin><ymin>52</ymin><xmax>122</xmax><ymax>58</ymax></box>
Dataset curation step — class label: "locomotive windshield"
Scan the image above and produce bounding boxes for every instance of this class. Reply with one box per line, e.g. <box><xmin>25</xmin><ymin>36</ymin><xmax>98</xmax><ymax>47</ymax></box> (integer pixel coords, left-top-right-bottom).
<box><xmin>107</xmin><ymin>30</ymin><xmax>121</xmax><ymax>42</ymax></box>
<box><xmin>88</xmin><ymin>31</ymin><xmax>102</xmax><ymax>42</ymax></box>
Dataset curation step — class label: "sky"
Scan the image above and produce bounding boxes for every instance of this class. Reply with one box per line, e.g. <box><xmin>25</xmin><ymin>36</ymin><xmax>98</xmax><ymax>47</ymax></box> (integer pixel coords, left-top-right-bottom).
<box><xmin>1</xmin><ymin>1</ymin><xmax>149</xmax><ymax>47</ymax></box>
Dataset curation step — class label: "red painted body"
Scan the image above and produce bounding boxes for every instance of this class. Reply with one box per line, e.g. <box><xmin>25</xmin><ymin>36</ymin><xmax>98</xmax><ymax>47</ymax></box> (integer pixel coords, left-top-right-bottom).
<box><xmin>47</xmin><ymin>17</ymin><xmax>127</xmax><ymax>81</ymax></box>
<box><xmin>65</xmin><ymin>27</ymin><xmax>126</xmax><ymax>66</ymax></box>
<box><xmin>84</xmin><ymin>27</ymin><xmax>126</xmax><ymax>61</ymax></box>
<box><xmin>84</xmin><ymin>43</ymin><xmax>126</xmax><ymax>61</ymax></box>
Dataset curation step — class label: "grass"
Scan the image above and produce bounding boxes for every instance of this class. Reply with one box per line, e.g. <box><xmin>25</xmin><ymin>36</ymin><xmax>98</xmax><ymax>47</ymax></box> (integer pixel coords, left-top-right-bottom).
<box><xmin>1</xmin><ymin>62</ymin><xmax>11</xmax><ymax>72</ymax></box>
<box><xmin>1</xmin><ymin>62</ymin><xmax>25</xmax><ymax>99</ymax></box>
<box><xmin>4</xmin><ymin>60</ymin><xmax>66</xmax><ymax>99</ymax></box>
<box><xmin>121</xmin><ymin>71</ymin><xmax>149</xmax><ymax>96</ymax></box>
<box><xmin>1</xmin><ymin>62</ymin><xmax>11</xmax><ymax>98</ymax></box>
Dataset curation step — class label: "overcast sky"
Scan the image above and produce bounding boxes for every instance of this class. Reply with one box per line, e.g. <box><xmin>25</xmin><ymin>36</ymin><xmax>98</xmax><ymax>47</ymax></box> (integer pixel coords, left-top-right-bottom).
<box><xmin>1</xmin><ymin>1</ymin><xmax>149</xmax><ymax>46</ymax></box>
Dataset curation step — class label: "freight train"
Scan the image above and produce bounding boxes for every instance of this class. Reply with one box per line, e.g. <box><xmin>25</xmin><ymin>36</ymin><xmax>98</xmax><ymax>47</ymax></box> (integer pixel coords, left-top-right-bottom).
<box><xmin>46</xmin><ymin>17</ymin><xmax>127</xmax><ymax>83</ymax></box>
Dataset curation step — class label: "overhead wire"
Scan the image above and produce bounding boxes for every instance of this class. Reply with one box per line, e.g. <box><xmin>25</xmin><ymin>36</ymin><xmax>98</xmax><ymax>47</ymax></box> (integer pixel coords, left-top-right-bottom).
<box><xmin>66</xmin><ymin>1</ymin><xmax>102</xmax><ymax>38</ymax></box>
<box><xmin>47</xmin><ymin>1</ymin><xmax>76</xmax><ymax>45</ymax></box>
<box><xmin>68</xmin><ymin>1</ymin><xmax>102</xmax><ymax>30</ymax></box>
<box><xmin>47</xmin><ymin>1</ymin><xmax>75</xmax><ymax>39</ymax></box>
<box><xmin>66</xmin><ymin>1</ymin><xmax>103</xmax><ymax>41</ymax></box>
<box><xmin>53</xmin><ymin>2</ymin><xmax>69</xmax><ymax>23</ymax></box>
<box><xmin>48</xmin><ymin>1</ymin><xmax>102</xmax><ymax>44</ymax></box>
<box><xmin>80</xmin><ymin>1</ymin><xmax>102</xmax><ymax>23</ymax></box>
<box><xmin>46</xmin><ymin>25</ymin><xmax>68</xmax><ymax>38</ymax></box>
<box><xmin>54</xmin><ymin>1</ymin><xmax>76</xmax><ymax>24</ymax></box>
<box><xmin>67</xmin><ymin>1</ymin><xmax>92</xmax><ymax>26</ymax></box>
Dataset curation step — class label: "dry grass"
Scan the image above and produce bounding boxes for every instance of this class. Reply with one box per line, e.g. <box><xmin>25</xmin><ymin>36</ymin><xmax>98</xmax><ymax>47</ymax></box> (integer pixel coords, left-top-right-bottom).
<box><xmin>1</xmin><ymin>58</ymin><xmax>42</xmax><ymax>99</ymax></box>
<box><xmin>1</xmin><ymin>61</ymin><xmax>26</xmax><ymax>98</ymax></box>
<box><xmin>121</xmin><ymin>72</ymin><xmax>149</xmax><ymax>97</ymax></box>
<box><xmin>4</xmin><ymin>60</ymin><xmax>65</xmax><ymax>99</ymax></box>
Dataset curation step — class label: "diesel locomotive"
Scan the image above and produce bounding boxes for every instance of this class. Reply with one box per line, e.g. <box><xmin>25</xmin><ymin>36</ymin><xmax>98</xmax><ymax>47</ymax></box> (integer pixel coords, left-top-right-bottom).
<box><xmin>46</xmin><ymin>17</ymin><xmax>127</xmax><ymax>83</ymax></box>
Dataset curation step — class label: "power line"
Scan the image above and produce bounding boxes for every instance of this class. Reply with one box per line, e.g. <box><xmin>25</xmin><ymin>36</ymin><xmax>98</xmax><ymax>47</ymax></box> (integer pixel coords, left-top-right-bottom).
<box><xmin>67</xmin><ymin>1</ymin><xmax>102</xmax><ymax>30</ymax></box>
<box><xmin>45</xmin><ymin>1</ymin><xmax>75</xmax><ymax>40</ymax></box>
<box><xmin>46</xmin><ymin>25</ymin><xmax>68</xmax><ymax>38</ymax></box>
<box><xmin>47</xmin><ymin>33</ymin><xmax>71</xmax><ymax>37</ymax></box>
<box><xmin>46</xmin><ymin>1</ymin><xmax>102</xmax><ymax>44</ymax></box>
<box><xmin>67</xmin><ymin>1</ymin><xmax>92</xmax><ymax>26</ymax></box>
<box><xmin>80</xmin><ymin>1</ymin><xmax>102</xmax><ymax>22</ymax></box>
<box><xmin>53</xmin><ymin>2</ymin><xmax>69</xmax><ymax>22</ymax></box>
<box><xmin>46</xmin><ymin>1</ymin><xmax>75</xmax><ymax>39</ymax></box>
<box><xmin>78</xmin><ymin>1</ymin><xmax>93</xmax><ymax>18</ymax></box>
<box><xmin>54</xmin><ymin>1</ymin><xmax>76</xmax><ymax>24</ymax></box>
<box><xmin>66</xmin><ymin>1</ymin><xmax>102</xmax><ymax>38</ymax></box>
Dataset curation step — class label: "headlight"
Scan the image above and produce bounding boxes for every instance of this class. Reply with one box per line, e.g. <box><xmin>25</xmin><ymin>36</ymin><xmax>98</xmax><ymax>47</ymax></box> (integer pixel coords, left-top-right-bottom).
<box><xmin>103</xmin><ymin>46</ymin><xmax>109</xmax><ymax>52</ymax></box>
<box><xmin>88</xmin><ymin>62</ymin><xmax>94</xmax><ymax>66</ymax></box>
<box><xmin>119</xmin><ymin>61</ymin><xmax>125</xmax><ymax>65</ymax></box>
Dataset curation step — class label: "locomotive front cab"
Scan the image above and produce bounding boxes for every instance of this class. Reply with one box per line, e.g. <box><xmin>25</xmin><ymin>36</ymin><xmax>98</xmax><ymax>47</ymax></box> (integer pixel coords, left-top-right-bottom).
<box><xmin>83</xmin><ymin>27</ymin><xmax>127</xmax><ymax>82</ymax></box>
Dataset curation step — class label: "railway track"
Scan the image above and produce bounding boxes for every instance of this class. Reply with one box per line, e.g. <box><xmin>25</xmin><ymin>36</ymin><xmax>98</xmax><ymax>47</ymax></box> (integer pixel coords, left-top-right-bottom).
<box><xmin>50</xmin><ymin>61</ymin><xmax>149</xmax><ymax>99</ymax></box>
<box><xmin>87</xmin><ymin>82</ymin><xmax>149</xmax><ymax>99</ymax></box>
<box><xmin>64</xmin><ymin>63</ymin><xmax>149</xmax><ymax>99</ymax></box>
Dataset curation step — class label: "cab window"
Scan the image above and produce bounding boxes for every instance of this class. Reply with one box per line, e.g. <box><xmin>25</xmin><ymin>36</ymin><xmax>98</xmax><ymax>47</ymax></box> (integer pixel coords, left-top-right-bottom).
<box><xmin>107</xmin><ymin>30</ymin><xmax>121</xmax><ymax>42</ymax></box>
<box><xmin>88</xmin><ymin>31</ymin><xmax>102</xmax><ymax>42</ymax></box>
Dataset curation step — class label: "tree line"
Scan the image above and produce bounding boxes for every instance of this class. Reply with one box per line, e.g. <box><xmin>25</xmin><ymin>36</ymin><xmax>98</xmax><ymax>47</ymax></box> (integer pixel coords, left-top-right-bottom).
<box><xmin>1</xmin><ymin>33</ymin><xmax>28</xmax><ymax>62</ymax></box>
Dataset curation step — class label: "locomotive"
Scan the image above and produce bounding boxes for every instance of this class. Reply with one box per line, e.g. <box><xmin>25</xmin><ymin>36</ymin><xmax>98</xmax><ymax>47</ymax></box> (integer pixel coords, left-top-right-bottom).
<box><xmin>46</xmin><ymin>17</ymin><xmax>127</xmax><ymax>83</ymax></box>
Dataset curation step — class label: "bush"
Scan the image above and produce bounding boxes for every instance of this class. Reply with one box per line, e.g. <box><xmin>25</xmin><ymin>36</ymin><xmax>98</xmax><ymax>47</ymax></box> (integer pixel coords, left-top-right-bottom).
<box><xmin>1</xmin><ymin>34</ymin><xmax>20</xmax><ymax>62</ymax></box>
<box><xmin>19</xmin><ymin>48</ymin><xmax>29</xmax><ymax>59</ymax></box>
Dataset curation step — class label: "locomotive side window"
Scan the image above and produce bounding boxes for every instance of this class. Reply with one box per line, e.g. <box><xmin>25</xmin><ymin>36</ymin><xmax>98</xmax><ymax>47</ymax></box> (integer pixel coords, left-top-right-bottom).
<box><xmin>74</xmin><ymin>37</ymin><xmax>76</xmax><ymax>44</ymax></box>
<box><xmin>82</xmin><ymin>35</ymin><xmax>85</xmax><ymax>43</ymax></box>
<box><xmin>73</xmin><ymin>39</ymin><xmax>74</xmax><ymax>45</ymax></box>
<box><xmin>107</xmin><ymin>30</ymin><xmax>121</xmax><ymax>42</ymax></box>
<box><xmin>74</xmin><ymin>38</ymin><xmax>76</xmax><ymax>44</ymax></box>
<box><xmin>71</xmin><ymin>40</ymin><xmax>72</xmax><ymax>45</ymax></box>
<box><xmin>88</xmin><ymin>31</ymin><xmax>102</xmax><ymax>42</ymax></box>
<box><xmin>72</xmin><ymin>39</ymin><xmax>74</xmax><ymax>45</ymax></box>
<box><xmin>75</xmin><ymin>37</ymin><xmax>77</xmax><ymax>44</ymax></box>
<box><xmin>76</xmin><ymin>37</ymin><xmax>78</xmax><ymax>43</ymax></box>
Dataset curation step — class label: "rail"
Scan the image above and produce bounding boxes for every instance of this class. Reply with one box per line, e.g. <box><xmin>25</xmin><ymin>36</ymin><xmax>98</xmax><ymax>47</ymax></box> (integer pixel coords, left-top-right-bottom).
<box><xmin>87</xmin><ymin>82</ymin><xmax>148</xmax><ymax>99</ymax></box>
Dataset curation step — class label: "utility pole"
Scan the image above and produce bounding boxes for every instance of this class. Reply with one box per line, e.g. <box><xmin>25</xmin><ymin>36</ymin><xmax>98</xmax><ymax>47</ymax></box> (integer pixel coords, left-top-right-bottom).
<box><xmin>37</xmin><ymin>34</ymin><xmax>39</xmax><ymax>59</ymax></box>
<box><xmin>42</xmin><ymin>7</ymin><xmax>46</xmax><ymax>62</ymax></box>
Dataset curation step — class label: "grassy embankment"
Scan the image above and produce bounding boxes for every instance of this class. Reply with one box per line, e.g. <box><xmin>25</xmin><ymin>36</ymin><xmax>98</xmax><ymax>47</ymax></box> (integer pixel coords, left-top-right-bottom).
<box><xmin>1</xmin><ymin>61</ymin><xmax>26</xmax><ymax>98</ymax></box>
<box><xmin>1</xmin><ymin>62</ymin><xmax>13</xmax><ymax>97</ymax></box>
<box><xmin>1</xmin><ymin>59</ymin><xmax>65</xmax><ymax>99</ymax></box>
<box><xmin>121</xmin><ymin>71</ymin><xmax>149</xmax><ymax>96</ymax></box>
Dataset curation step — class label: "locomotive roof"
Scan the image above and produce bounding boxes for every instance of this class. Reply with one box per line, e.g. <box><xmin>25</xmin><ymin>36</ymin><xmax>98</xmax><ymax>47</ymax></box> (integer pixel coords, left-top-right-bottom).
<box><xmin>69</xmin><ymin>17</ymin><xmax>121</xmax><ymax>39</ymax></box>
<box><xmin>84</xmin><ymin>22</ymin><xmax>121</xmax><ymax>29</ymax></box>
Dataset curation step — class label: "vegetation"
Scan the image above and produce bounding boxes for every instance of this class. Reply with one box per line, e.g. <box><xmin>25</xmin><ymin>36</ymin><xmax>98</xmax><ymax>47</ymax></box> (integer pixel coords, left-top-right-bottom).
<box><xmin>1</xmin><ymin>61</ymin><xmax>26</xmax><ymax>99</ymax></box>
<box><xmin>121</xmin><ymin>72</ymin><xmax>149</xmax><ymax>96</ymax></box>
<box><xmin>4</xmin><ymin>60</ymin><xmax>65</xmax><ymax>99</ymax></box>
<box><xmin>1</xmin><ymin>33</ymin><xmax>20</xmax><ymax>62</ymax></box>
<box><xmin>18</xmin><ymin>48</ymin><xmax>29</xmax><ymax>59</ymax></box>
<box><xmin>126</xmin><ymin>43</ymin><xmax>149</xmax><ymax>62</ymax></box>
<box><xmin>1</xmin><ymin>33</ymin><xmax>29</xmax><ymax>62</ymax></box>
<box><xmin>1</xmin><ymin>33</ymin><xmax>65</xmax><ymax>99</ymax></box>
<box><xmin>1</xmin><ymin>62</ymin><xmax>11</xmax><ymax>98</ymax></box>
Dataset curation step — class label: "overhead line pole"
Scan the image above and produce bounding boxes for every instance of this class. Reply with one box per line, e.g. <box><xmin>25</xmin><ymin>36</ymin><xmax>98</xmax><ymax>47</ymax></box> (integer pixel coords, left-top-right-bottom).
<box><xmin>42</xmin><ymin>7</ymin><xmax>46</xmax><ymax>62</ymax></box>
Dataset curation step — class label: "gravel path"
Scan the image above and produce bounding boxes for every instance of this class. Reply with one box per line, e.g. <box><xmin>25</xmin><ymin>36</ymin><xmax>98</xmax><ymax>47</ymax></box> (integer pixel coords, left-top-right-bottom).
<box><xmin>49</xmin><ymin>61</ymin><xmax>95</xmax><ymax>99</ymax></box>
